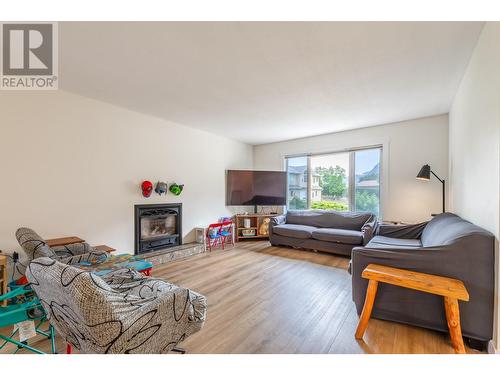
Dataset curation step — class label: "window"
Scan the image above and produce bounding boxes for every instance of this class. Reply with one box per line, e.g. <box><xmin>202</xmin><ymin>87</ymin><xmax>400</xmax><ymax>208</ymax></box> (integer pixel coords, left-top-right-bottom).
<box><xmin>286</xmin><ymin>147</ymin><xmax>381</xmax><ymax>216</ymax></box>
<box><xmin>286</xmin><ymin>156</ymin><xmax>308</xmax><ymax>210</ymax></box>
<box><xmin>310</xmin><ymin>152</ymin><xmax>350</xmax><ymax>211</ymax></box>
<box><xmin>354</xmin><ymin>148</ymin><xmax>381</xmax><ymax>217</ymax></box>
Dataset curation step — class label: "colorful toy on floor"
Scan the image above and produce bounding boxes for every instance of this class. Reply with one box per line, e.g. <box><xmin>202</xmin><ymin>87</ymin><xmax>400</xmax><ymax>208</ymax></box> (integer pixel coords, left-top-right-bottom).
<box><xmin>0</xmin><ymin>279</ymin><xmax>56</xmax><ymax>354</ymax></box>
<box><xmin>259</xmin><ymin>217</ymin><xmax>271</xmax><ymax>236</ymax></box>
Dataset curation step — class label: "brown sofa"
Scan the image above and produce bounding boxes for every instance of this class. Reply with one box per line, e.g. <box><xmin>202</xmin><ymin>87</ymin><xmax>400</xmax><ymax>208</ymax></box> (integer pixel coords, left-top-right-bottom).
<box><xmin>269</xmin><ymin>210</ymin><xmax>377</xmax><ymax>256</ymax></box>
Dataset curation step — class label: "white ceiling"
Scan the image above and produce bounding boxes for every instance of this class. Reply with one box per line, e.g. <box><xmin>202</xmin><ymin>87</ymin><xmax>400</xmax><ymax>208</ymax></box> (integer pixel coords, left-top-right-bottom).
<box><xmin>60</xmin><ymin>22</ymin><xmax>483</xmax><ymax>145</ymax></box>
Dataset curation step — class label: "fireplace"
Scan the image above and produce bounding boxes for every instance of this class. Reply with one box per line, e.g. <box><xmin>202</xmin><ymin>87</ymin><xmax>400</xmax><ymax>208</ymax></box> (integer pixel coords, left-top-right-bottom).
<box><xmin>134</xmin><ymin>203</ymin><xmax>182</xmax><ymax>255</ymax></box>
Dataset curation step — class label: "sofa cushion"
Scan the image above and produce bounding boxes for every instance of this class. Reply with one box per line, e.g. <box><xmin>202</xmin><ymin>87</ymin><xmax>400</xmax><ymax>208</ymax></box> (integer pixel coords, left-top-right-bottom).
<box><xmin>421</xmin><ymin>212</ymin><xmax>492</xmax><ymax>247</ymax></box>
<box><xmin>286</xmin><ymin>210</ymin><xmax>372</xmax><ymax>231</ymax></box>
<box><xmin>272</xmin><ymin>224</ymin><xmax>316</xmax><ymax>239</ymax></box>
<box><xmin>367</xmin><ymin>235</ymin><xmax>422</xmax><ymax>249</ymax></box>
<box><xmin>311</xmin><ymin>228</ymin><xmax>363</xmax><ymax>245</ymax></box>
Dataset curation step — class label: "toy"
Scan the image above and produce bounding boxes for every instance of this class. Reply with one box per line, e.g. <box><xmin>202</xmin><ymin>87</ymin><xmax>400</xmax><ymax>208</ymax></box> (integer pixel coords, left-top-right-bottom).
<box><xmin>141</xmin><ymin>180</ymin><xmax>153</xmax><ymax>197</ymax></box>
<box><xmin>0</xmin><ymin>281</ymin><xmax>56</xmax><ymax>354</ymax></box>
<box><xmin>259</xmin><ymin>217</ymin><xmax>271</xmax><ymax>236</ymax></box>
<box><xmin>169</xmin><ymin>183</ymin><xmax>184</xmax><ymax>196</ymax></box>
<box><xmin>154</xmin><ymin>181</ymin><xmax>168</xmax><ymax>195</ymax></box>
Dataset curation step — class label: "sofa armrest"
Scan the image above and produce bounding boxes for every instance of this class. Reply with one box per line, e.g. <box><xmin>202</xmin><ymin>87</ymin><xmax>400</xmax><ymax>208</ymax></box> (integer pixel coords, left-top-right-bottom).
<box><xmin>269</xmin><ymin>215</ymin><xmax>286</xmax><ymax>236</ymax></box>
<box><xmin>270</xmin><ymin>215</ymin><xmax>286</xmax><ymax>226</ymax></box>
<box><xmin>58</xmin><ymin>250</ymin><xmax>110</xmax><ymax>265</ymax></box>
<box><xmin>361</xmin><ymin>215</ymin><xmax>378</xmax><ymax>245</ymax></box>
<box><xmin>376</xmin><ymin>221</ymin><xmax>428</xmax><ymax>239</ymax></box>
<box><xmin>51</xmin><ymin>242</ymin><xmax>94</xmax><ymax>257</ymax></box>
<box><xmin>352</xmin><ymin>246</ymin><xmax>445</xmax><ymax>277</ymax></box>
<box><xmin>119</xmin><ymin>286</ymin><xmax>207</xmax><ymax>353</ymax></box>
<box><xmin>351</xmin><ymin>245</ymin><xmax>449</xmax><ymax>301</ymax></box>
<box><xmin>102</xmin><ymin>268</ymin><xmax>179</xmax><ymax>298</ymax></box>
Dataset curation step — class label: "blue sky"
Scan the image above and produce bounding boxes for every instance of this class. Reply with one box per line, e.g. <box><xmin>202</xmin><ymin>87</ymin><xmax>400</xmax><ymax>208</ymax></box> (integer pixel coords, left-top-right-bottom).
<box><xmin>355</xmin><ymin>148</ymin><xmax>380</xmax><ymax>174</ymax></box>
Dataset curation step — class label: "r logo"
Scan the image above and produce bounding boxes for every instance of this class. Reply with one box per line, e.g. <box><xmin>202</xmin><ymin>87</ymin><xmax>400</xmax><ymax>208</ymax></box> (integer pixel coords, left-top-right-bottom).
<box><xmin>2</xmin><ymin>23</ymin><xmax>53</xmax><ymax>75</ymax></box>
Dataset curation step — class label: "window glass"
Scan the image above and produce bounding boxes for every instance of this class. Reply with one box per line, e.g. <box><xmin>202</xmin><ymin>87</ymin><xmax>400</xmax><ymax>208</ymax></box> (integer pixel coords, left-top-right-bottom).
<box><xmin>286</xmin><ymin>147</ymin><xmax>382</xmax><ymax>217</ymax></box>
<box><xmin>287</xmin><ymin>156</ymin><xmax>308</xmax><ymax>210</ymax></box>
<box><xmin>310</xmin><ymin>153</ymin><xmax>350</xmax><ymax>211</ymax></box>
<box><xmin>354</xmin><ymin>148</ymin><xmax>381</xmax><ymax>216</ymax></box>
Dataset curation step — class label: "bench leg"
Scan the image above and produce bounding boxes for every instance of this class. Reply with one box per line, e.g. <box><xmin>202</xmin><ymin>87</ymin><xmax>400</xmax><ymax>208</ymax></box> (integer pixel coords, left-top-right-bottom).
<box><xmin>444</xmin><ymin>296</ymin><xmax>466</xmax><ymax>354</ymax></box>
<box><xmin>355</xmin><ymin>279</ymin><xmax>379</xmax><ymax>339</ymax></box>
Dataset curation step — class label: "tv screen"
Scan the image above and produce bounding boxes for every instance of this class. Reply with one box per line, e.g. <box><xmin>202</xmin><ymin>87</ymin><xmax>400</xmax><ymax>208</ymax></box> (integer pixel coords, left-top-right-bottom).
<box><xmin>226</xmin><ymin>170</ymin><xmax>287</xmax><ymax>206</ymax></box>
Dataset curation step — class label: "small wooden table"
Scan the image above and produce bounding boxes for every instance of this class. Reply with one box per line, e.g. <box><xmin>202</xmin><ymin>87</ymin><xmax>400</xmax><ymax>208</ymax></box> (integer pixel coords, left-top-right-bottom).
<box><xmin>355</xmin><ymin>264</ymin><xmax>470</xmax><ymax>354</ymax></box>
<box><xmin>94</xmin><ymin>245</ymin><xmax>116</xmax><ymax>253</ymax></box>
<box><xmin>0</xmin><ymin>255</ymin><xmax>7</xmax><ymax>307</ymax></box>
<box><xmin>45</xmin><ymin>236</ymin><xmax>85</xmax><ymax>247</ymax></box>
<box><xmin>45</xmin><ymin>237</ymin><xmax>116</xmax><ymax>254</ymax></box>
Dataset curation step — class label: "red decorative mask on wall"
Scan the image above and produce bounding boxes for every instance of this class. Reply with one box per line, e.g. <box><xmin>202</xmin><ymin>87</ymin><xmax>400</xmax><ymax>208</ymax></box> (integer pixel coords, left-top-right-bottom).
<box><xmin>141</xmin><ymin>180</ymin><xmax>153</xmax><ymax>197</ymax></box>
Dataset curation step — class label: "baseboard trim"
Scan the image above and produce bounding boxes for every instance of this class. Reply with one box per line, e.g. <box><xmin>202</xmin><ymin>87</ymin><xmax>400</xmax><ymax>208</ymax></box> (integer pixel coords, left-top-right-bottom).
<box><xmin>487</xmin><ymin>340</ymin><xmax>498</xmax><ymax>354</ymax></box>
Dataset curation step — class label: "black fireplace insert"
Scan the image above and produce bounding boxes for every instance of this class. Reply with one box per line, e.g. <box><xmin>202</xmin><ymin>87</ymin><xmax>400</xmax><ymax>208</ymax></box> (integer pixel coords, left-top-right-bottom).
<box><xmin>134</xmin><ymin>203</ymin><xmax>182</xmax><ymax>255</ymax></box>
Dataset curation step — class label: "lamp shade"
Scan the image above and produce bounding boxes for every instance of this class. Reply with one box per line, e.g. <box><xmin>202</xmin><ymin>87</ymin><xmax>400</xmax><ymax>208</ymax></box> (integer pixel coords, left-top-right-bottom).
<box><xmin>416</xmin><ymin>164</ymin><xmax>431</xmax><ymax>180</ymax></box>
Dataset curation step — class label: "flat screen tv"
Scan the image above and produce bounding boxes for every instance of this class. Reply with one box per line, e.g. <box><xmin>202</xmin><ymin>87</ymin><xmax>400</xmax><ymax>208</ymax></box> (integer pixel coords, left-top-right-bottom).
<box><xmin>226</xmin><ymin>170</ymin><xmax>287</xmax><ymax>207</ymax></box>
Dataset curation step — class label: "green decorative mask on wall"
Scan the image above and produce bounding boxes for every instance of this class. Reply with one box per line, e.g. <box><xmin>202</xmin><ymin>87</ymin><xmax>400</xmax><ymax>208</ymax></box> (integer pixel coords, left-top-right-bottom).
<box><xmin>169</xmin><ymin>183</ymin><xmax>184</xmax><ymax>196</ymax></box>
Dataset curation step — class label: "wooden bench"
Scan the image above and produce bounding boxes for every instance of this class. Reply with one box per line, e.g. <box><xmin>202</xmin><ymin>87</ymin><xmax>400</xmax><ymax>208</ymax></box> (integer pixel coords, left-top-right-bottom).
<box><xmin>355</xmin><ymin>264</ymin><xmax>469</xmax><ymax>354</ymax></box>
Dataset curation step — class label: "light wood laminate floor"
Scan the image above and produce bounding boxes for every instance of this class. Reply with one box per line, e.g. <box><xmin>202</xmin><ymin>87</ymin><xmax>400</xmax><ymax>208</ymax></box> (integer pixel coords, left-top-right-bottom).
<box><xmin>0</xmin><ymin>241</ymin><xmax>480</xmax><ymax>354</ymax></box>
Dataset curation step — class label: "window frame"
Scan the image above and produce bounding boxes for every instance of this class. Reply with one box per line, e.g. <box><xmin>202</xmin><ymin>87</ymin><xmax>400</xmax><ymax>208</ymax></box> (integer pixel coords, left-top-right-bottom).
<box><xmin>285</xmin><ymin>145</ymin><xmax>383</xmax><ymax>217</ymax></box>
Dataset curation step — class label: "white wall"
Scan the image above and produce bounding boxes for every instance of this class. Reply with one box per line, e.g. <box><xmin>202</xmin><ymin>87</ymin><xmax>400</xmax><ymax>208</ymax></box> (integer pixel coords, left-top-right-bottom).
<box><xmin>253</xmin><ymin>115</ymin><xmax>449</xmax><ymax>223</ymax></box>
<box><xmin>449</xmin><ymin>22</ymin><xmax>500</xmax><ymax>352</ymax></box>
<box><xmin>0</xmin><ymin>91</ymin><xmax>253</xmax><ymax>253</ymax></box>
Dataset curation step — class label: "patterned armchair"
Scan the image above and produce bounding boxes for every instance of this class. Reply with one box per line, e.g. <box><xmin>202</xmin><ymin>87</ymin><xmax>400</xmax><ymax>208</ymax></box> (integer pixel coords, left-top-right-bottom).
<box><xmin>15</xmin><ymin>227</ymin><xmax>109</xmax><ymax>265</ymax></box>
<box><xmin>25</xmin><ymin>257</ymin><xmax>207</xmax><ymax>354</ymax></box>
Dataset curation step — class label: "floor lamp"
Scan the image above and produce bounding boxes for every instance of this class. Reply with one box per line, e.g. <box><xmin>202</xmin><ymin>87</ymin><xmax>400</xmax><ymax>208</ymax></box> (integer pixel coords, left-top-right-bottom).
<box><xmin>416</xmin><ymin>164</ymin><xmax>445</xmax><ymax>213</ymax></box>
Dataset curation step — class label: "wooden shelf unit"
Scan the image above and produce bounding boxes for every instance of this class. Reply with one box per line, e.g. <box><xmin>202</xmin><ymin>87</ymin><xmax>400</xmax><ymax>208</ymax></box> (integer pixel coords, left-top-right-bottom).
<box><xmin>235</xmin><ymin>214</ymin><xmax>279</xmax><ymax>241</ymax></box>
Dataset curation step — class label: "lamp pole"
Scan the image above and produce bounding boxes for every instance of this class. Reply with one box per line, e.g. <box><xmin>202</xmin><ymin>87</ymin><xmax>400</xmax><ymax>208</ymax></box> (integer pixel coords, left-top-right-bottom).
<box><xmin>430</xmin><ymin>171</ymin><xmax>445</xmax><ymax>213</ymax></box>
